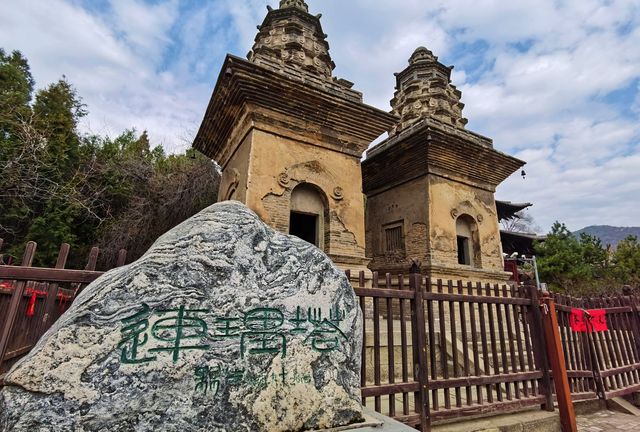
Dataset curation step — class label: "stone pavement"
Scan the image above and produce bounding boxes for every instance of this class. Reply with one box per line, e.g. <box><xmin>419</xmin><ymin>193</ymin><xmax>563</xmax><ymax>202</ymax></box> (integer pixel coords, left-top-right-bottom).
<box><xmin>578</xmin><ymin>410</ymin><xmax>640</xmax><ymax>431</ymax></box>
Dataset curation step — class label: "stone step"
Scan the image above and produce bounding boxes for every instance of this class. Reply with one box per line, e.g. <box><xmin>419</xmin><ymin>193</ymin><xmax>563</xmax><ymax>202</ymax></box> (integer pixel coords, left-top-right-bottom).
<box><xmin>608</xmin><ymin>397</ymin><xmax>640</xmax><ymax>416</ymax></box>
<box><xmin>431</xmin><ymin>409</ymin><xmax>560</xmax><ymax>431</ymax></box>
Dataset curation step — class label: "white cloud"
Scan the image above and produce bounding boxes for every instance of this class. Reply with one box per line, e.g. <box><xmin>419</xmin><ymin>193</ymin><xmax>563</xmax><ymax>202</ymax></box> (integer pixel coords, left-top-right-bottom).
<box><xmin>0</xmin><ymin>0</ymin><xmax>638</xmax><ymax>230</ymax></box>
<box><xmin>311</xmin><ymin>0</ymin><xmax>640</xmax><ymax>231</ymax></box>
<box><xmin>225</xmin><ymin>0</ymin><xmax>270</xmax><ymax>50</ymax></box>
<box><xmin>0</xmin><ymin>0</ymin><xmax>213</xmax><ymax>151</ymax></box>
<box><xmin>498</xmin><ymin>150</ymin><xmax>640</xmax><ymax>230</ymax></box>
<box><xmin>107</xmin><ymin>0</ymin><xmax>179</xmax><ymax>59</ymax></box>
<box><xmin>634</xmin><ymin>82</ymin><xmax>640</xmax><ymax>114</ymax></box>
<box><xmin>0</xmin><ymin>0</ymin><xmax>137</xmax><ymax>86</ymax></box>
<box><xmin>553</xmin><ymin>118</ymin><xmax>638</xmax><ymax>165</ymax></box>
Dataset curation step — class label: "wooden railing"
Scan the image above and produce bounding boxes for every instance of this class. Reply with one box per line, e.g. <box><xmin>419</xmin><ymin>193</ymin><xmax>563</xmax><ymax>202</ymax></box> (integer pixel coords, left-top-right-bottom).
<box><xmin>553</xmin><ymin>292</ymin><xmax>640</xmax><ymax>401</ymax></box>
<box><xmin>0</xmin><ymin>241</ymin><xmax>126</xmax><ymax>376</ymax></box>
<box><xmin>350</xmin><ymin>271</ymin><xmax>552</xmax><ymax>430</ymax></box>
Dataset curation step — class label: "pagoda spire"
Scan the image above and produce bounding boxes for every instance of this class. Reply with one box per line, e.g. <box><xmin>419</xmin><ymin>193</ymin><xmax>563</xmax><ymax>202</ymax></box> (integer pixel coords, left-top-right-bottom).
<box><xmin>390</xmin><ymin>46</ymin><xmax>468</xmax><ymax>135</ymax></box>
<box><xmin>248</xmin><ymin>0</ymin><xmax>335</xmax><ymax>79</ymax></box>
<box><xmin>279</xmin><ymin>0</ymin><xmax>309</xmax><ymax>12</ymax></box>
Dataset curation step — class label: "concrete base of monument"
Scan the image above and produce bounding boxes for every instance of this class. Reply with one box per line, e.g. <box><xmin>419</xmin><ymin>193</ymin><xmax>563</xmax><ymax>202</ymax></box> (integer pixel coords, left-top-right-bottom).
<box><xmin>312</xmin><ymin>407</ymin><xmax>416</xmax><ymax>431</ymax></box>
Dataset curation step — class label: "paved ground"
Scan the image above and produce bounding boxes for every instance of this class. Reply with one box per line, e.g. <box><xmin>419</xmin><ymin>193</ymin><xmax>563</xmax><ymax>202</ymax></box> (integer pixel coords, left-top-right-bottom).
<box><xmin>578</xmin><ymin>410</ymin><xmax>640</xmax><ymax>431</ymax></box>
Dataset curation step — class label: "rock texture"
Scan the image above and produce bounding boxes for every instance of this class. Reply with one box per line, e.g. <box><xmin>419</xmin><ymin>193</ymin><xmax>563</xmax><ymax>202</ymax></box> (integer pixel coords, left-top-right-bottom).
<box><xmin>0</xmin><ymin>201</ymin><xmax>363</xmax><ymax>432</ymax></box>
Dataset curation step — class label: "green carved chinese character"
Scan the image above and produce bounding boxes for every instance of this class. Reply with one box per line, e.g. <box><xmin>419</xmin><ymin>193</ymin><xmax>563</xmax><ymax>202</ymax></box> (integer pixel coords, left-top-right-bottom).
<box><xmin>214</xmin><ymin>317</ymin><xmax>241</xmax><ymax>338</ymax></box>
<box><xmin>329</xmin><ymin>306</ymin><xmax>345</xmax><ymax>325</ymax></box>
<box><xmin>268</xmin><ymin>365</ymin><xmax>288</xmax><ymax>384</ymax></box>
<box><xmin>226</xmin><ymin>367</ymin><xmax>245</xmax><ymax>385</ymax></box>
<box><xmin>289</xmin><ymin>369</ymin><xmax>312</xmax><ymax>385</ymax></box>
<box><xmin>245</xmin><ymin>308</ymin><xmax>284</xmax><ymax>330</ymax></box>
<box><xmin>194</xmin><ymin>365</ymin><xmax>221</xmax><ymax>396</ymax></box>
<box><xmin>288</xmin><ymin>306</ymin><xmax>308</xmax><ymax>334</ymax></box>
<box><xmin>305</xmin><ymin>308</ymin><xmax>347</xmax><ymax>353</ymax></box>
<box><xmin>118</xmin><ymin>303</ymin><xmax>157</xmax><ymax>364</ymax></box>
<box><xmin>149</xmin><ymin>305</ymin><xmax>210</xmax><ymax>362</ymax></box>
<box><xmin>246</xmin><ymin>373</ymin><xmax>267</xmax><ymax>390</ymax></box>
<box><xmin>241</xmin><ymin>308</ymin><xmax>286</xmax><ymax>358</ymax></box>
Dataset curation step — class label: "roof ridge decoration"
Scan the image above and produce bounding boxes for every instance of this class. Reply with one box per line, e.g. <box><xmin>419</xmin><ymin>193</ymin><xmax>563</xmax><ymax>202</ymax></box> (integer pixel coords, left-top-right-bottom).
<box><xmin>390</xmin><ymin>46</ymin><xmax>469</xmax><ymax>136</ymax></box>
<box><xmin>410</xmin><ymin>46</ymin><xmax>438</xmax><ymax>64</ymax></box>
<box><xmin>248</xmin><ymin>0</ymin><xmax>336</xmax><ymax>80</ymax></box>
<box><xmin>279</xmin><ymin>0</ymin><xmax>309</xmax><ymax>12</ymax></box>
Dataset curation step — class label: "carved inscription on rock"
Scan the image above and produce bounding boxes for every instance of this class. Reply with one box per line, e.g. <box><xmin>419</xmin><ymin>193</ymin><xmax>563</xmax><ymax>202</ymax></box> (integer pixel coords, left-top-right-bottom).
<box><xmin>0</xmin><ymin>202</ymin><xmax>363</xmax><ymax>432</ymax></box>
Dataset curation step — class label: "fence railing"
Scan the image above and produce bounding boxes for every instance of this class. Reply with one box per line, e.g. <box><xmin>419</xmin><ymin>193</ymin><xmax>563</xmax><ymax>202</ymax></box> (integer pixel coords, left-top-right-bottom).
<box><xmin>0</xmin><ymin>240</ymin><xmax>126</xmax><ymax>376</ymax></box>
<box><xmin>350</xmin><ymin>271</ymin><xmax>553</xmax><ymax>430</ymax></box>
<box><xmin>552</xmin><ymin>292</ymin><xmax>640</xmax><ymax>401</ymax></box>
<box><xmin>2</xmin><ymin>242</ymin><xmax>640</xmax><ymax>430</ymax></box>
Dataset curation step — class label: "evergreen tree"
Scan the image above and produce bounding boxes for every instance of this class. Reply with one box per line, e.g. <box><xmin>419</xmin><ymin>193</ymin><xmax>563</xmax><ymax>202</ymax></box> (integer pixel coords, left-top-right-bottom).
<box><xmin>535</xmin><ymin>222</ymin><xmax>637</xmax><ymax>294</ymax></box>
<box><xmin>535</xmin><ymin>222</ymin><xmax>589</xmax><ymax>292</ymax></box>
<box><xmin>0</xmin><ymin>49</ymin><xmax>37</xmax><ymax>248</ymax></box>
<box><xmin>0</xmin><ymin>49</ymin><xmax>33</xmax><ymax>117</ymax></box>
<box><xmin>613</xmin><ymin>236</ymin><xmax>640</xmax><ymax>288</ymax></box>
<box><xmin>0</xmin><ymin>49</ymin><xmax>219</xmax><ymax>268</ymax></box>
<box><xmin>33</xmin><ymin>78</ymin><xmax>86</xmax><ymax>176</ymax></box>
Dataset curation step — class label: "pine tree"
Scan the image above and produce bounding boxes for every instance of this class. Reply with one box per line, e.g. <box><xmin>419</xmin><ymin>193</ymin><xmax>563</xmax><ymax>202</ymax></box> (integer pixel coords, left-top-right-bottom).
<box><xmin>613</xmin><ymin>236</ymin><xmax>640</xmax><ymax>288</ymax></box>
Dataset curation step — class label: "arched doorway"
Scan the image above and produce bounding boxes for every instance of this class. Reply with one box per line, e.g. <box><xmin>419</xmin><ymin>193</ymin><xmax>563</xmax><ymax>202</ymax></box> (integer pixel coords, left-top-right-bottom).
<box><xmin>289</xmin><ymin>183</ymin><xmax>327</xmax><ymax>249</ymax></box>
<box><xmin>456</xmin><ymin>214</ymin><xmax>481</xmax><ymax>268</ymax></box>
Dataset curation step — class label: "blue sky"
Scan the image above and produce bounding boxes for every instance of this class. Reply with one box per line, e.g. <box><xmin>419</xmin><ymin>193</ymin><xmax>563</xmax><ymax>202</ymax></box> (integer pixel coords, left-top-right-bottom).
<box><xmin>1</xmin><ymin>0</ymin><xmax>639</xmax><ymax>232</ymax></box>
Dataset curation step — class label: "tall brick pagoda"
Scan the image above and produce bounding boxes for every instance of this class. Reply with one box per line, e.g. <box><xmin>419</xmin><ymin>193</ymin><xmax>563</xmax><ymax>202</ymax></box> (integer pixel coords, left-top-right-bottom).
<box><xmin>193</xmin><ymin>0</ymin><xmax>395</xmax><ymax>275</ymax></box>
<box><xmin>363</xmin><ymin>47</ymin><xmax>525</xmax><ymax>283</ymax></box>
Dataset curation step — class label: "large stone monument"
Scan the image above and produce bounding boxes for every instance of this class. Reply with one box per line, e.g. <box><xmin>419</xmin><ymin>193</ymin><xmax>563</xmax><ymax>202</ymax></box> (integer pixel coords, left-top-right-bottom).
<box><xmin>0</xmin><ymin>202</ymin><xmax>364</xmax><ymax>432</ymax></box>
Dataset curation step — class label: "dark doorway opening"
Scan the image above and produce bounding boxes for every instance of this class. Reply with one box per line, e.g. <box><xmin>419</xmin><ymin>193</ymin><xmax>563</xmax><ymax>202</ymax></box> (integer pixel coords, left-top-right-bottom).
<box><xmin>289</xmin><ymin>212</ymin><xmax>318</xmax><ymax>246</ymax></box>
<box><xmin>457</xmin><ymin>236</ymin><xmax>470</xmax><ymax>265</ymax></box>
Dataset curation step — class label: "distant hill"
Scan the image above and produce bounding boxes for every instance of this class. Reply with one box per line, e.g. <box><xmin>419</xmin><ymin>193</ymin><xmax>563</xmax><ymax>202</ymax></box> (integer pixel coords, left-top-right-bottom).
<box><xmin>574</xmin><ymin>226</ymin><xmax>640</xmax><ymax>247</ymax></box>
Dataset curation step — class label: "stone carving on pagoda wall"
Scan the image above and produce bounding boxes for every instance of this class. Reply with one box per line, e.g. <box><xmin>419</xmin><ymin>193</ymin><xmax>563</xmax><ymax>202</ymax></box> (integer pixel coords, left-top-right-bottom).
<box><xmin>243</xmin><ymin>132</ymin><xmax>367</xmax><ymax>268</ymax></box>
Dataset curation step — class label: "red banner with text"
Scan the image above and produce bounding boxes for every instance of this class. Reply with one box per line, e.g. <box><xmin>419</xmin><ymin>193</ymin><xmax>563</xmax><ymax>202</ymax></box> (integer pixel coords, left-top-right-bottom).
<box><xmin>570</xmin><ymin>308</ymin><xmax>608</xmax><ymax>332</ymax></box>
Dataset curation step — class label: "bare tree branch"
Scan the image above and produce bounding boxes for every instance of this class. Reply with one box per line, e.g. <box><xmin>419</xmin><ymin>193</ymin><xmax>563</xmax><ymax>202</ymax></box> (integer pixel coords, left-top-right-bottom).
<box><xmin>501</xmin><ymin>210</ymin><xmax>542</xmax><ymax>234</ymax></box>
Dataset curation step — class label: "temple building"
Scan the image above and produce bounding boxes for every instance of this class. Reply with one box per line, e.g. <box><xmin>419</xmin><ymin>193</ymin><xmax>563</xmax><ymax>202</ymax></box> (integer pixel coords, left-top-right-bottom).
<box><xmin>192</xmin><ymin>0</ymin><xmax>395</xmax><ymax>276</ymax></box>
<box><xmin>497</xmin><ymin>201</ymin><xmax>544</xmax><ymax>257</ymax></box>
<box><xmin>362</xmin><ymin>48</ymin><xmax>525</xmax><ymax>283</ymax></box>
<box><xmin>193</xmin><ymin>0</ymin><xmax>526</xmax><ymax>284</ymax></box>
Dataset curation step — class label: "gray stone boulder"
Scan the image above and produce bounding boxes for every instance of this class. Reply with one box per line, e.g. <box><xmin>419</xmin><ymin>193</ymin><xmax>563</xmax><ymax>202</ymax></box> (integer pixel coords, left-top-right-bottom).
<box><xmin>0</xmin><ymin>201</ymin><xmax>363</xmax><ymax>432</ymax></box>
